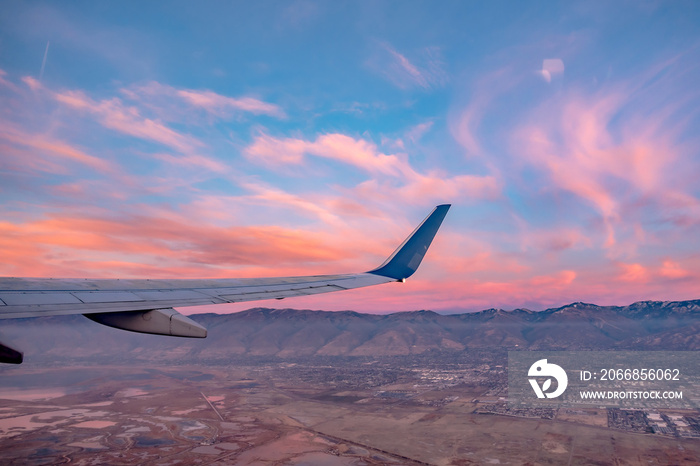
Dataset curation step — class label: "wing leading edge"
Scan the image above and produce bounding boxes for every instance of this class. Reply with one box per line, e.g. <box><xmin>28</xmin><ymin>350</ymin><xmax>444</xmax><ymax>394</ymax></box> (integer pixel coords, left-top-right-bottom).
<box><xmin>0</xmin><ymin>204</ymin><xmax>450</xmax><ymax>363</ymax></box>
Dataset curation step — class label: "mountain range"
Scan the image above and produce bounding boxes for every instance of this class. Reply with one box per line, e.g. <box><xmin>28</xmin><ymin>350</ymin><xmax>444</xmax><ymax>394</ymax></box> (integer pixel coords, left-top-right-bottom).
<box><xmin>2</xmin><ymin>300</ymin><xmax>699</xmax><ymax>364</ymax></box>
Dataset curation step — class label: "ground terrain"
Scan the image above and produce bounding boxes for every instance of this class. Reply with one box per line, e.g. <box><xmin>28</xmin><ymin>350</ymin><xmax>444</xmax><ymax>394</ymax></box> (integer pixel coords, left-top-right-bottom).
<box><xmin>1</xmin><ymin>301</ymin><xmax>699</xmax><ymax>464</ymax></box>
<box><xmin>1</xmin><ymin>359</ymin><xmax>699</xmax><ymax>465</ymax></box>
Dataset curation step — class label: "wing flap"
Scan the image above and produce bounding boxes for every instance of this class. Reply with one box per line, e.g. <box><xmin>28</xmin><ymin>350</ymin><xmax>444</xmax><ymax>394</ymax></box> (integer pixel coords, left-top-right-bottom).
<box><xmin>132</xmin><ymin>290</ymin><xmax>214</xmax><ymax>300</ymax></box>
<box><xmin>0</xmin><ymin>292</ymin><xmax>84</xmax><ymax>306</ymax></box>
<box><xmin>219</xmin><ymin>284</ymin><xmax>346</xmax><ymax>302</ymax></box>
<box><xmin>72</xmin><ymin>291</ymin><xmax>144</xmax><ymax>303</ymax></box>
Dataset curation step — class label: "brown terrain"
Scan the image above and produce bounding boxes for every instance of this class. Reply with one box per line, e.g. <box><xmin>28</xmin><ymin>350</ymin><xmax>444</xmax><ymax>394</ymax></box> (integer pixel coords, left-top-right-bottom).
<box><xmin>0</xmin><ymin>299</ymin><xmax>698</xmax><ymax>464</ymax></box>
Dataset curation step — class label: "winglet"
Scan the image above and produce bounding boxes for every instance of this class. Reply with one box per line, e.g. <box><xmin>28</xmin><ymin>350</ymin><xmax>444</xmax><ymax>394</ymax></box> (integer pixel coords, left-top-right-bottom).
<box><xmin>368</xmin><ymin>204</ymin><xmax>450</xmax><ymax>280</ymax></box>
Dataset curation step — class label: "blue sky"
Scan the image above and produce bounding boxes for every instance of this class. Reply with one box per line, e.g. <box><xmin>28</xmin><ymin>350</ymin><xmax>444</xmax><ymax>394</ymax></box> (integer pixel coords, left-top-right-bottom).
<box><xmin>1</xmin><ymin>1</ymin><xmax>699</xmax><ymax>313</ymax></box>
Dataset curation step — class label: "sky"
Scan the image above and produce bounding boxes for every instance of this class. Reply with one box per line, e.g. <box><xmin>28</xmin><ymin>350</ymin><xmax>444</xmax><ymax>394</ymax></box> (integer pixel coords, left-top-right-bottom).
<box><xmin>1</xmin><ymin>1</ymin><xmax>699</xmax><ymax>314</ymax></box>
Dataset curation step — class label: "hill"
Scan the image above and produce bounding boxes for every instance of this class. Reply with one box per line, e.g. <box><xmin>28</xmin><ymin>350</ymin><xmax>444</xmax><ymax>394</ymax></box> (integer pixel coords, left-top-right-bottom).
<box><xmin>2</xmin><ymin>300</ymin><xmax>699</xmax><ymax>364</ymax></box>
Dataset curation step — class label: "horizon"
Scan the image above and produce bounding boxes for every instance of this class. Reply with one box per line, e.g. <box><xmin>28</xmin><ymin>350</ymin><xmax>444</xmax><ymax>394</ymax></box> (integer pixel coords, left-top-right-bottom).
<box><xmin>186</xmin><ymin>296</ymin><xmax>700</xmax><ymax>317</ymax></box>
<box><xmin>2</xmin><ymin>2</ymin><xmax>699</xmax><ymax>314</ymax></box>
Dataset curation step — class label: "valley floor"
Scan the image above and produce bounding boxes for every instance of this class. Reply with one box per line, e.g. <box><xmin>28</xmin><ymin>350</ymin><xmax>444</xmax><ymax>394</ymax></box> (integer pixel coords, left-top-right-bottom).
<box><xmin>0</xmin><ymin>358</ymin><xmax>699</xmax><ymax>465</ymax></box>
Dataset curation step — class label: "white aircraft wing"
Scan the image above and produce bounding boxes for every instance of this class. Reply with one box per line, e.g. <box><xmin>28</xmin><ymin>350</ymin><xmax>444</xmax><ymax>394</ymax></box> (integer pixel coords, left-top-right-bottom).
<box><xmin>0</xmin><ymin>204</ymin><xmax>450</xmax><ymax>363</ymax></box>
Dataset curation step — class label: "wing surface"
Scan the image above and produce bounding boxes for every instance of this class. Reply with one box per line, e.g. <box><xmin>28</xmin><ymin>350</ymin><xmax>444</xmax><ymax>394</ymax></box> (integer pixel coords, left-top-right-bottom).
<box><xmin>0</xmin><ymin>273</ymin><xmax>394</xmax><ymax>319</ymax></box>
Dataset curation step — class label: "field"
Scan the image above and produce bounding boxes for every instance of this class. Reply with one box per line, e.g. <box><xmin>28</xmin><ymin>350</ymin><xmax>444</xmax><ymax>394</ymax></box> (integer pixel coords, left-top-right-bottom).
<box><xmin>1</xmin><ymin>361</ymin><xmax>699</xmax><ymax>465</ymax></box>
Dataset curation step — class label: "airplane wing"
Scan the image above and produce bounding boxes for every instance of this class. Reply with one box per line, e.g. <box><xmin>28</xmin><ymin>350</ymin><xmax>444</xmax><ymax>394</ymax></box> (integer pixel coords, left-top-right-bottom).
<box><xmin>0</xmin><ymin>204</ymin><xmax>450</xmax><ymax>363</ymax></box>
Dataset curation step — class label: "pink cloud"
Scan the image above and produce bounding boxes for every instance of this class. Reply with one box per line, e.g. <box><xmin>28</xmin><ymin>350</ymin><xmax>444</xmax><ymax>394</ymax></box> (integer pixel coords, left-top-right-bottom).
<box><xmin>512</xmin><ymin>69</ymin><xmax>699</xmax><ymax>251</ymax></box>
<box><xmin>659</xmin><ymin>260</ymin><xmax>690</xmax><ymax>279</ymax></box>
<box><xmin>520</xmin><ymin>227</ymin><xmax>593</xmax><ymax>253</ymax></box>
<box><xmin>405</xmin><ymin>121</ymin><xmax>434</xmax><ymax>144</ymax></box>
<box><xmin>452</xmin><ymin>104</ymin><xmax>483</xmax><ymax>158</ymax></box>
<box><xmin>2</xmin><ymin>64</ymin><xmax>697</xmax><ymax>314</ymax></box>
<box><xmin>152</xmin><ymin>153</ymin><xmax>229</xmax><ymax>173</ymax></box>
<box><xmin>53</xmin><ymin>90</ymin><xmax>202</xmax><ymax>154</ymax></box>
<box><xmin>369</xmin><ymin>42</ymin><xmax>448</xmax><ymax>90</ymax></box>
<box><xmin>121</xmin><ymin>81</ymin><xmax>285</xmax><ymax>120</ymax></box>
<box><xmin>397</xmin><ymin>172</ymin><xmax>500</xmax><ymax>204</ymax></box>
<box><xmin>350</xmin><ymin>173</ymin><xmax>498</xmax><ymax>208</ymax></box>
<box><xmin>244</xmin><ymin>132</ymin><xmax>500</xmax><ymax>207</ymax></box>
<box><xmin>240</xmin><ymin>181</ymin><xmax>341</xmax><ymax>225</ymax></box>
<box><xmin>0</xmin><ymin>125</ymin><xmax>118</xmax><ymax>175</ymax></box>
<box><xmin>0</xmin><ymin>70</ymin><xmax>21</xmax><ymax>93</ymax></box>
<box><xmin>517</xmin><ymin>114</ymin><xmax>620</xmax><ymax>222</ymax></box>
<box><xmin>50</xmin><ymin>183</ymin><xmax>86</xmax><ymax>197</ymax></box>
<box><xmin>244</xmin><ymin>132</ymin><xmax>403</xmax><ymax>175</ymax></box>
<box><xmin>385</xmin><ymin>46</ymin><xmax>425</xmax><ymax>86</ymax></box>
<box><xmin>244</xmin><ymin>133</ymin><xmax>307</xmax><ymax>165</ymax></box>
<box><xmin>2</xmin><ymin>199</ymin><xmax>697</xmax><ymax>314</ymax></box>
<box><xmin>450</xmin><ymin>65</ymin><xmax>521</xmax><ymax>161</ymax></box>
<box><xmin>0</xmin><ymin>210</ymin><xmax>353</xmax><ymax>279</ymax></box>
<box><xmin>21</xmin><ymin>75</ymin><xmax>42</xmax><ymax>91</ymax></box>
<box><xmin>176</xmin><ymin>89</ymin><xmax>285</xmax><ymax>118</ymax></box>
<box><xmin>0</xmin><ymin>69</ymin><xmax>10</xmax><ymax>84</ymax></box>
<box><xmin>0</xmin><ymin>194</ymin><xmax>451</xmax><ymax>302</ymax></box>
<box><xmin>312</xmin><ymin>134</ymin><xmax>403</xmax><ymax>175</ymax></box>
<box><xmin>241</xmin><ymin>268</ymin><xmax>578</xmax><ymax>314</ymax></box>
<box><xmin>531</xmin><ymin>270</ymin><xmax>576</xmax><ymax>287</ymax></box>
<box><xmin>539</xmin><ymin>58</ymin><xmax>565</xmax><ymax>83</ymax></box>
<box><xmin>617</xmin><ymin>263</ymin><xmax>649</xmax><ymax>283</ymax></box>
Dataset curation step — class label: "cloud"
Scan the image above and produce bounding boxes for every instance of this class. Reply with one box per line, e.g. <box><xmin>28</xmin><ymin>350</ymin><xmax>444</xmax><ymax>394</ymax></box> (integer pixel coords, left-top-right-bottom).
<box><xmin>617</xmin><ymin>263</ymin><xmax>649</xmax><ymax>283</ymax></box>
<box><xmin>0</xmin><ymin>210</ymin><xmax>352</xmax><ymax>279</ymax></box>
<box><xmin>659</xmin><ymin>260</ymin><xmax>690</xmax><ymax>280</ymax></box>
<box><xmin>176</xmin><ymin>89</ymin><xmax>285</xmax><ymax>118</ymax></box>
<box><xmin>0</xmin><ymin>69</ymin><xmax>24</xmax><ymax>94</ymax></box>
<box><xmin>392</xmin><ymin>172</ymin><xmax>499</xmax><ymax>205</ymax></box>
<box><xmin>244</xmin><ymin>132</ymin><xmax>500</xmax><ymax>206</ymax></box>
<box><xmin>512</xmin><ymin>57</ymin><xmax>700</xmax><ymax>251</ymax></box>
<box><xmin>243</xmin><ymin>133</ymin><xmax>309</xmax><ymax>165</ymax></box>
<box><xmin>0</xmin><ymin>69</ymin><xmax>12</xmax><ymax>87</ymax></box>
<box><xmin>312</xmin><ymin>134</ymin><xmax>403</xmax><ymax>175</ymax></box>
<box><xmin>245</xmin><ymin>132</ymin><xmax>403</xmax><ymax>175</ymax></box>
<box><xmin>442</xmin><ymin>49</ymin><xmax>700</xmax><ymax>310</ymax></box>
<box><xmin>450</xmin><ymin>64</ymin><xmax>522</xmax><ymax>160</ymax></box>
<box><xmin>21</xmin><ymin>75</ymin><xmax>42</xmax><ymax>91</ymax></box>
<box><xmin>152</xmin><ymin>153</ymin><xmax>230</xmax><ymax>173</ymax></box>
<box><xmin>239</xmin><ymin>181</ymin><xmax>341</xmax><ymax>225</ymax></box>
<box><xmin>265</xmin><ymin>267</ymin><xmax>578</xmax><ymax>314</ymax></box>
<box><xmin>405</xmin><ymin>121</ymin><xmax>434</xmax><ymax>144</ymax></box>
<box><xmin>16</xmin><ymin>77</ymin><xmax>282</xmax><ymax>160</ymax></box>
<box><xmin>369</xmin><ymin>42</ymin><xmax>448</xmax><ymax>90</ymax></box>
<box><xmin>531</xmin><ymin>270</ymin><xmax>577</xmax><ymax>287</ymax></box>
<box><xmin>0</xmin><ymin>125</ymin><xmax>118</xmax><ymax>175</ymax></box>
<box><xmin>539</xmin><ymin>58</ymin><xmax>564</xmax><ymax>83</ymax></box>
<box><xmin>123</xmin><ymin>81</ymin><xmax>285</xmax><ymax>120</ymax></box>
<box><xmin>52</xmin><ymin>89</ymin><xmax>203</xmax><ymax>154</ymax></box>
<box><xmin>2</xmin><ymin>42</ymin><xmax>698</xmax><ymax>315</ymax></box>
<box><xmin>520</xmin><ymin>227</ymin><xmax>593</xmax><ymax>253</ymax></box>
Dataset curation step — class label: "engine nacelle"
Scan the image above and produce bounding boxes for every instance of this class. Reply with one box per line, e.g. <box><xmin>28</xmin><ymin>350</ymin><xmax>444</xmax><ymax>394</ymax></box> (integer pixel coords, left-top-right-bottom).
<box><xmin>84</xmin><ymin>308</ymin><xmax>207</xmax><ymax>338</ymax></box>
<box><xmin>0</xmin><ymin>341</ymin><xmax>23</xmax><ymax>364</ymax></box>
